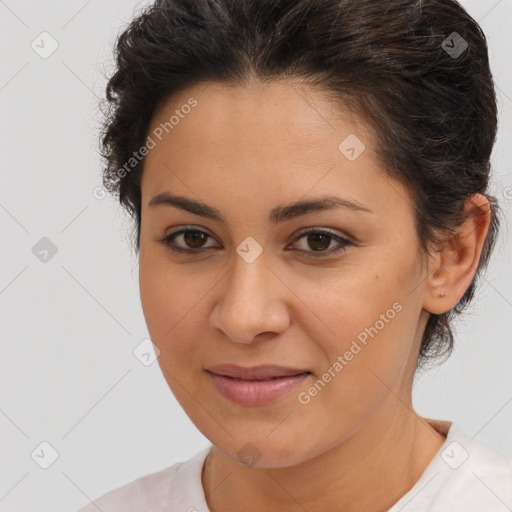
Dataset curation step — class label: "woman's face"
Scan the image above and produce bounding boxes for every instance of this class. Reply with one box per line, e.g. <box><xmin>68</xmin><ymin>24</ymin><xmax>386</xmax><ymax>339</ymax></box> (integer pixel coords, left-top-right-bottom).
<box><xmin>139</xmin><ymin>80</ymin><xmax>431</xmax><ymax>467</ymax></box>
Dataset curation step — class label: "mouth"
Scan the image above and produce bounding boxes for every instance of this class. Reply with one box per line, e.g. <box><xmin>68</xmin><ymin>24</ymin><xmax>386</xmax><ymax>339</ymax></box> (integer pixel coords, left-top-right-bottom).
<box><xmin>205</xmin><ymin>364</ymin><xmax>313</xmax><ymax>405</ymax></box>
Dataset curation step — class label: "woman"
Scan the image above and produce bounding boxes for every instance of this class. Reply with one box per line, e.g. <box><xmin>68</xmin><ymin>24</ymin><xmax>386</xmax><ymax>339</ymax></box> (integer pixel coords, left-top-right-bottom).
<box><xmin>76</xmin><ymin>0</ymin><xmax>512</xmax><ymax>510</ymax></box>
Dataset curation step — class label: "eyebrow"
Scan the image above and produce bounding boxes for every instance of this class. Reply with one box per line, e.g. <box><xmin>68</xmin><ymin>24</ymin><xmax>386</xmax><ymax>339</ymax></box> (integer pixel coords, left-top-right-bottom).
<box><xmin>148</xmin><ymin>192</ymin><xmax>373</xmax><ymax>224</ymax></box>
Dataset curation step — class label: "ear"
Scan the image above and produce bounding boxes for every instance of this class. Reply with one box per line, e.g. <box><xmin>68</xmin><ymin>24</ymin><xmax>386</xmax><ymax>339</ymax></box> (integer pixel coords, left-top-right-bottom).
<box><xmin>422</xmin><ymin>194</ymin><xmax>491</xmax><ymax>315</ymax></box>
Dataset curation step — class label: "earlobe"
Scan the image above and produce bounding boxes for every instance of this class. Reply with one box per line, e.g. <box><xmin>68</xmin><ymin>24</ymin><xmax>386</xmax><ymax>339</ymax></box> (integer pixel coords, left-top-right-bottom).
<box><xmin>422</xmin><ymin>244</ymin><xmax>459</xmax><ymax>314</ymax></box>
<box><xmin>421</xmin><ymin>194</ymin><xmax>491</xmax><ymax>315</ymax></box>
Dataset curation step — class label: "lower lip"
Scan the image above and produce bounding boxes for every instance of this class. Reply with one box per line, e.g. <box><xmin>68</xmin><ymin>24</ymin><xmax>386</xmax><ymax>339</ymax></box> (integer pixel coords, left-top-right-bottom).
<box><xmin>207</xmin><ymin>371</ymin><xmax>311</xmax><ymax>406</ymax></box>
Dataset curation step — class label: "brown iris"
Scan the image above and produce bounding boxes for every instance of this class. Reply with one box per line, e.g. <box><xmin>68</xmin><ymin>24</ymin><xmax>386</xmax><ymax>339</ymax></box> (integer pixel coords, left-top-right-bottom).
<box><xmin>183</xmin><ymin>230</ymin><xmax>208</xmax><ymax>249</ymax></box>
<box><xmin>306</xmin><ymin>233</ymin><xmax>331</xmax><ymax>251</ymax></box>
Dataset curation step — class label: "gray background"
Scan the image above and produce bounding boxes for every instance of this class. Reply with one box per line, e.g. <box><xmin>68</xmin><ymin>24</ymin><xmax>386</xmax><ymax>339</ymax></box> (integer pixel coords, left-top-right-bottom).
<box><xmin>0</xmin><ymin>0</ymin><xmax>511</xmax><ymax>510</ymax></box>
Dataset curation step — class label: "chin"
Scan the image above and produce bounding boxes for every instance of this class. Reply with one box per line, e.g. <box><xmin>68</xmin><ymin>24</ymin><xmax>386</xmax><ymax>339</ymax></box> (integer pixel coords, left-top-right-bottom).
<box><xmin>210</xmin><ymin>432</ymin><xmax>316</xmax><ymax>470</ymax></box>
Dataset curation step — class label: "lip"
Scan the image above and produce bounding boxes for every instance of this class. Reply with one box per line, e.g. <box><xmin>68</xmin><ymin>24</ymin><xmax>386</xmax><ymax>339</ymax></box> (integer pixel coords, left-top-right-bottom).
<box><xmin>206</xmin><ymin>364</ymin><xmax>312</xmax><ymax>406</ymax></box>
<box><xmin>207</xmin><ymin>364</ymin><xmax>310</xmax><ymax>380</ymax></box>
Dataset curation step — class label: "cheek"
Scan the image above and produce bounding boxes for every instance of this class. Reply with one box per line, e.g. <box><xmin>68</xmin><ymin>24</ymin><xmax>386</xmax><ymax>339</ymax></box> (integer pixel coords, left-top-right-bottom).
<box><xmin>287</xmin><ymin>255</ymin><xmax>415</xmax><ymax>349</ymax></box>
<box><xmin>139</xmin><ymin>251</ymin><xmax>185</xmax><ymax>361</ymax></box>
<box><xmin>139</xmin><ymin>266</ymin><xmax>170</xmax><ymax>339</ymax></box>
<box><xmin>312</xmin><ymin>263</ymin><xmax>421</xmax><ymax>398</ymax></box>
<box><xmin>139</xmin><ymin>248</ymin><xmax>193</xmax><ymax>335</ymax></box>
<box><xmin>139</xmin><ymin>258</ymin><xmax>207</xmax><ymax>405</ymax></box>
<box><xmin>287</xmin><ymin>253</ymin><xmax>422</xmax><ymax>415</ymax></box>
<box><xmin>138</xmin><ymin>253</ymin><xmax>215</xmax><ymax>366</ymax></box>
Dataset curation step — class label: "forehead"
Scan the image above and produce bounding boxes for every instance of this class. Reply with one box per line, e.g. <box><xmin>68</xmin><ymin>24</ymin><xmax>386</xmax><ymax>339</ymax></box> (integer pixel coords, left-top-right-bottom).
<box><xmin>147</xmin><ymin>79</ymin><xmax>370</xmax><ymax>151</ymax></box>
<box><xmin>140</xmin><ymin>80</ymin><xmax>413</xmax><ymax>225</ymax></box>
<box><xmin>145</xmin><ymin>82</ymin><xmax>370</xmax><ymax>175</ymax></box>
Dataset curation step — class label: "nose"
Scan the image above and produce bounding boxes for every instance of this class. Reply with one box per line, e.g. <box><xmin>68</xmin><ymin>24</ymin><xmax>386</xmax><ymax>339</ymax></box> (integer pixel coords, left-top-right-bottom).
<box><xmin>209</xmin><ymin>251</ymin><xmax>291</xmax><ymax>344</ymax></box>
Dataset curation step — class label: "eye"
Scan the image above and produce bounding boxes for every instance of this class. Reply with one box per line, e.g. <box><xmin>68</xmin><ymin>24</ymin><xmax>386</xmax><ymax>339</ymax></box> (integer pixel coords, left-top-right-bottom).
<box><xmin>287</xmin><ymin>228</ymin><xmax>353</xmax><ymax>258</ymax></box>
<box><xmin>157</xmin><ymin>226</ymin><xmax>353</xmax><ymax>258</ymax></box>
<box><xmin>157</xmin><ymin>227</ymin><xmax>220</xmax><ymax>254</ymax></box>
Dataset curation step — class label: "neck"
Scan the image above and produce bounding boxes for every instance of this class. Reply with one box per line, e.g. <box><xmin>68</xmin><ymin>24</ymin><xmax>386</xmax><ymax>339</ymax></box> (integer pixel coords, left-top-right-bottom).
<box><xmin>202</xmin><ymin>404</ymin><xmax>447</xmax><ymax>512</ymax></box>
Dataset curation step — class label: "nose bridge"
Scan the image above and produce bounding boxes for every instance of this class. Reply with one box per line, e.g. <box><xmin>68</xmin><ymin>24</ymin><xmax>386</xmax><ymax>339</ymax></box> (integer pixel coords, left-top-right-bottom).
<box><xmin>210</xmin><ymin>247</ymin><xmax>290</xmax><ymax>343</ymax></box>
<box><xmin>225</xmin><ymin>248</ymin><xmax>275</xmax><ymax>317</ymax></box>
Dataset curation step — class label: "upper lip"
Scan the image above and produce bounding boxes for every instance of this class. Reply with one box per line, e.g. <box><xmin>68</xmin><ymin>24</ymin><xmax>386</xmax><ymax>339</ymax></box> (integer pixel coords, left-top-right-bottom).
<box><xmin>206</xmin><ymin>364</ymin><xmax>311</xmax><ymax>380</ymax></box>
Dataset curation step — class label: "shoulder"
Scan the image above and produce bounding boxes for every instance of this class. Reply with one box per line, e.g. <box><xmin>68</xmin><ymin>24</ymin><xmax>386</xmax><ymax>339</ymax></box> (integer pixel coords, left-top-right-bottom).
<box><xmin>389</xmin><ymin>420</ymin><xmax>512</xmax><ymax>512</ymax></box>
<box><xmin>434</xmin><ymin>423</ymin><xmax>512</xmax><ymax>508</ymax></box>
<box><xmin>73</xmin><ymin>446</ymin><xmax>212</xmax><ymax>512</ymax></box>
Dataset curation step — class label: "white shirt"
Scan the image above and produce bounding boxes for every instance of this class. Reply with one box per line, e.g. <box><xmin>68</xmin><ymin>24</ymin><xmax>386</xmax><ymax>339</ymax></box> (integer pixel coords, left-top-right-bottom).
<box><xmin>75</xmin><ymin>419</ymin><xmax>512</xmax><ymax>512</ymax></box>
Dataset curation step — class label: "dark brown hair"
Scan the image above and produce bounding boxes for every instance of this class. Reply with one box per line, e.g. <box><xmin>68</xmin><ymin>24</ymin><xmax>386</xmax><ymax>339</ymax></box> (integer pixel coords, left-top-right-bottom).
<box><xmin>99</xmin><ymin>0</ymin><xmax>501</xmax><ymax>370</ymax></box>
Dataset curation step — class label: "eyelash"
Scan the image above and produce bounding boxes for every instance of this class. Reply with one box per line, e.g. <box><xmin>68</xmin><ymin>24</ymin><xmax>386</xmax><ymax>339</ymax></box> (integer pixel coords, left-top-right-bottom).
<box><xmin>157</xmin><ymin>227</ymin><xmax>353</xmax><ymax>258</ymax></box>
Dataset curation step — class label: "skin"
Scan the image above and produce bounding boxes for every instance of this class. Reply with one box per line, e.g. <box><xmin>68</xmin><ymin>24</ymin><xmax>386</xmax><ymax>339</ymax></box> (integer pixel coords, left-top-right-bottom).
<box><xmin>138</xmin><ymin>80</ymin><xmax>491</xmax><ymax>512</ymax></box>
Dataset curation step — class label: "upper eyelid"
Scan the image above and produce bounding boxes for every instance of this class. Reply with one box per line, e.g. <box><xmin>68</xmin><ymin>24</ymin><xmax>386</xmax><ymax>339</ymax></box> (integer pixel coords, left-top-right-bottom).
<box><xmin>165</xmin><ymin>225</ymin><xmax>347</xmax><ymax>237</ymax></box>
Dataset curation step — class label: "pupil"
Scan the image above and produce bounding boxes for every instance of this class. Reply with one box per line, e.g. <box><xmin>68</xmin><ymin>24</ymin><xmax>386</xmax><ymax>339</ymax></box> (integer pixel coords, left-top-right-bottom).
<box><xmin>309</xmin><ymin>233</ymin><xmax>330</xmax><ymax>251</ymax></box>
<box><xmin>185</xmin><ymin>231</ymin><xmax>206</xmax><ymax>248</ymax></box>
